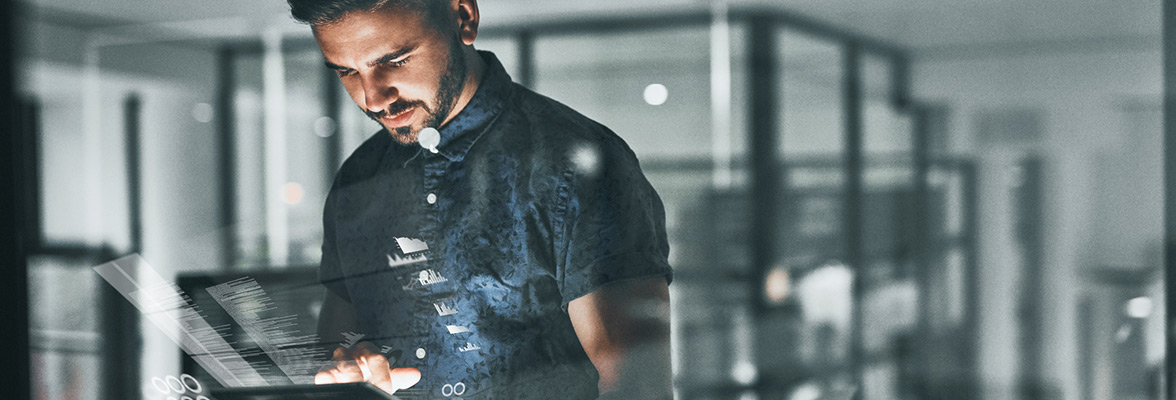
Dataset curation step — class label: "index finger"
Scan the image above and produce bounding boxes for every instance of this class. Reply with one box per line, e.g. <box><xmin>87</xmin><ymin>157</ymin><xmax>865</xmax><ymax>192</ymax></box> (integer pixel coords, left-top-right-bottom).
<box><xmin>359</xmin><ymin>353</ymin><xmax>396</xmax><ymax>394</ymax></box>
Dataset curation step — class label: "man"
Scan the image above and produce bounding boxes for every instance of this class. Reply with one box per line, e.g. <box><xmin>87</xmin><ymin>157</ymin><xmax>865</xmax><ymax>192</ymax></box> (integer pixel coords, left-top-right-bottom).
<box><xmin>290</xmin><ymin>0</ymin><xmax>673</xmax><ymax>398</ymax></box>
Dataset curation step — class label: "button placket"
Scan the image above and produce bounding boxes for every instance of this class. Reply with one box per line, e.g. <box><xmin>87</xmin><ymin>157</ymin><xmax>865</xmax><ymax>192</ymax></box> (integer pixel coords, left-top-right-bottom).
<box><xmin>420</xmin><ymin>156</ymin><xmax>445</xmax><ymax>242</ymax></box>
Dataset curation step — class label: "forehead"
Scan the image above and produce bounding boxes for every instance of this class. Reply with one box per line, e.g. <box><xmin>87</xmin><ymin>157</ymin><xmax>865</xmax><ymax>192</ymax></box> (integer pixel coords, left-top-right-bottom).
<box><xmin>312</xmin><ymin>7</ymin><xmax>435</xmax><ymax>56</ymax></box>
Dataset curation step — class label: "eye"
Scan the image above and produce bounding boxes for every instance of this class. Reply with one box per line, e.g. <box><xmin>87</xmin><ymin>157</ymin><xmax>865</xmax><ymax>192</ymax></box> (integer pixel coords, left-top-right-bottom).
<box><xmin>384</xmin><ymin>57</ymin><xmax>409</xmax><ymax>68</ymax></box>
<box><xmin>335</xmin><ymin>69</ymin><xmax>356</xmax><ymax>78</ymax></box>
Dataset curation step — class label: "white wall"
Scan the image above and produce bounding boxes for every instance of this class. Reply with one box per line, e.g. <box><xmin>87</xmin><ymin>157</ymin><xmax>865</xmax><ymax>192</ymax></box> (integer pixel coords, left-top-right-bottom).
<box><xmin>914</xmin><ymin>44</ymin><xmax>1162</xmax><ymax>400</ymax></box>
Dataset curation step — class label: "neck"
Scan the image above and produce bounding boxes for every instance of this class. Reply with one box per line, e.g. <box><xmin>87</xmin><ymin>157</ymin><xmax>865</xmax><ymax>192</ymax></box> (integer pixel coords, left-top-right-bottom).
<box><xmin>440</xmin><ymin>48</ymin><xmax>487</xmax><ymax>128</ymax></box>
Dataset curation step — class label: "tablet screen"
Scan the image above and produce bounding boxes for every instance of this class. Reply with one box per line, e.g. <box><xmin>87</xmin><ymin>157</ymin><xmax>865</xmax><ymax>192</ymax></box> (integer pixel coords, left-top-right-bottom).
<box><xmin>210</xmin><ymin>382</ymin><xmax>409</xmax><ymax>400</ymax></box>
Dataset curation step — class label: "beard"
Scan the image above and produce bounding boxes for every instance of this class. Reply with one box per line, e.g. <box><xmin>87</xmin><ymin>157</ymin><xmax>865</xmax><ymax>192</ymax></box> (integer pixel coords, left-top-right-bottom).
<box><xmin>365</xmin><ymin>33</ymin><xmax>469</xmax><ymax>145</ymax></box>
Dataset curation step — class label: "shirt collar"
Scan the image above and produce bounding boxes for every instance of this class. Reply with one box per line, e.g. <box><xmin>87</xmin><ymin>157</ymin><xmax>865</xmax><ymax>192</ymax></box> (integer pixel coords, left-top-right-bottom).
<box><xmin>397</xmin><ymin>50</ymin><xmax>512</xmax><ymax>165</ymax></box>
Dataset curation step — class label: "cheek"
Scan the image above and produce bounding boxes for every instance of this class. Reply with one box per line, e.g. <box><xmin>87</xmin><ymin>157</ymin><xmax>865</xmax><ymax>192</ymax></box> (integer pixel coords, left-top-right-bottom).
<box><xmin>398</xmin><ymin>69</ymin><xmax>441</xmax><ymax>101</ymax></box>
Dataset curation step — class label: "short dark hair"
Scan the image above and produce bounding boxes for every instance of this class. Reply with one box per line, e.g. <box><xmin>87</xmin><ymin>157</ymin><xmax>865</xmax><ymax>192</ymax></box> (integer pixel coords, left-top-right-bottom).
<box><xmin>287</xmin><ymin>0</ymin><xmax>447</xmax><ymax>27</ymax></box>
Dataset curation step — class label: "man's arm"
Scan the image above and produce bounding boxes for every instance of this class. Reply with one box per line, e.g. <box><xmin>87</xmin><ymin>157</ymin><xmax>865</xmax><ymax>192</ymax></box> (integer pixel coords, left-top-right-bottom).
<box><xmin>568</xmin><ymin>276</ymin><xmax>672</xmax><ymax>399</ymax></box>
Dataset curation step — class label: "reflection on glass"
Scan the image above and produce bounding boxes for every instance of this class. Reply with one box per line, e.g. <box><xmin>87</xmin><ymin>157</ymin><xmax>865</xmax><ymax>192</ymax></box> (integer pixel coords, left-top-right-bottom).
<box><xmin>534</xmin><ymin>22</ymin><xmax>761</xmax><ymax>398</ymax></box>
<box><xmin>29</xmin><ymin>256</ymin><xmax>103</xmax><ymax>400</ymax></box>
<box><xmin>233</xmin><ymin>48</ymin><xmax>336</xmax><ymax>269</ymax></box>
<box><xmin>233</xmin><ymin>53</ymin><xmax>267</xmax><ymax>269</ymax></box>
<box><xmin>779</xmin><ymin>28</ymin><xmax>845</xmax><ymax>157</ymax></box>
<box><xmin>283</xmin><ymin>49</ymin><xmax>332</xmax><ymax>267</ymax></box>
<box><xmin>535</xmin><ymin>27</ymin><xmax>713</xmax><ymax>159</ymax></box>
<box><xmin>768</xmin><ymin>27</ymin><xmax>854</xmax><ymax>397</ymax></box>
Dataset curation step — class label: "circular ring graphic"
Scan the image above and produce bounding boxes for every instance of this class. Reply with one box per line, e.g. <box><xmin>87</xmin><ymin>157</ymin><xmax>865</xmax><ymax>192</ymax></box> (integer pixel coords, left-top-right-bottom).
<box><xmin>441</xmin><ymin>384</ymin><xmax>453</xmax><ymax>397</ymax></box>
<box><xmin>453</xmin><ymin>382</ymin><xmax>466</xmax><ymax>395</ymax></box>
<box><xmin>151</xmin><ymin>377</ymin><xmax>171</xmax><ymax>394</ymax></box>
<box><xmin>196</xmin><ymin>397</ymin><xmax>211</xmax><ymax>400</ymax></box>
<box><xmin>180</xmin><ymin>374</ymin><xmax>202</xmax><ymax>393</ymax></box>
<box><xmin>166</xmin><ymin>375</ymin><xmax>185</xmax><ymax>393</ymax></box>
<box><xmin>181</xmin><ymin>397</ymin><xmax>194</xmax><ymax>400</ymax></box>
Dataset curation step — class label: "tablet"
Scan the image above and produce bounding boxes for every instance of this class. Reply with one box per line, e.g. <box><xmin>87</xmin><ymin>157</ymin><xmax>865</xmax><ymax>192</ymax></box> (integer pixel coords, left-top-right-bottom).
<box><xmin>210</xmin><ymin>382</ymin><xmax>405</xmax><ymax>400</ymax></box>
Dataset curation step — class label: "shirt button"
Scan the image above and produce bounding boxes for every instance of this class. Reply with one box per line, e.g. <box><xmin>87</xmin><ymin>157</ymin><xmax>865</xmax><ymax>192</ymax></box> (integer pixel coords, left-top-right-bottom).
<box><xmin>426</xmin><ymin>193</ymin><xmax>437</xmax><ymax>204</ymax></box>
<box><xmin>416</xmin><ymin>348</ymin><xmax>427</xmax><ymax>359</ymax></box>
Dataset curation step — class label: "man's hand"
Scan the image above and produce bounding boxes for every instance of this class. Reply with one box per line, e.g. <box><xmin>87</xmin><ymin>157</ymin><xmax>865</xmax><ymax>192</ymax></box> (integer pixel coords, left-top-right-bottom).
<box><xmin>314</xmin><ymin>341</ymin><xmax>422</xmax><ymax>395</ymax></box>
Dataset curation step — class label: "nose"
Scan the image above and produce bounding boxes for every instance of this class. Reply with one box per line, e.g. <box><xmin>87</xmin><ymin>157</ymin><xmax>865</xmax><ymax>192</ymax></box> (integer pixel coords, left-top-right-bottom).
<box><xmin>360</xmin><ymin>71</ymin><xmax>397</xmax><ymax>113</ymax></box>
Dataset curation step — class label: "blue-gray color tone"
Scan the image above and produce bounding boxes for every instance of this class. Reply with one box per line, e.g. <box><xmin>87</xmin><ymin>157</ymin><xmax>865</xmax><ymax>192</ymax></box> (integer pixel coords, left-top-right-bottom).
<box><xmin>319</xmin><ymin>51</ymin><xmax>673</xmax><ymax>399</ymax></box>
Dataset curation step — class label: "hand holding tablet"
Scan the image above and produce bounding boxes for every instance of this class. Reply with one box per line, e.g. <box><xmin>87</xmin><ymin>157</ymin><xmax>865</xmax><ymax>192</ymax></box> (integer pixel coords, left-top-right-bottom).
<box><xmin>315</xmin><ymin>342</ymin><xmax>422</xmax><ymax>395</ymax></box>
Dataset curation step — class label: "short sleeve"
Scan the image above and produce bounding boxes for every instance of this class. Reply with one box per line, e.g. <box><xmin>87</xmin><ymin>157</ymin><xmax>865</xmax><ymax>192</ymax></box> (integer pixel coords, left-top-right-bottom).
<box><xmin>319</xmin><ymin>189</ymin><xmax>352</xmax><ymax>302</ymax></box>
<box><xmin>555</xmin><ymin>137</ymin><xmax>673</xmax><ymax>310</ymax></box>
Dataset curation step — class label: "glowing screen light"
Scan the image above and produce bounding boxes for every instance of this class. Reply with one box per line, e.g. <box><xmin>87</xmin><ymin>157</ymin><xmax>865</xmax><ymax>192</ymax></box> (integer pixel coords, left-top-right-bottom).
<box><xmin>643</xmin><ymin>83</ymin><xmax>669</xmax><ymax>106</ymax></box>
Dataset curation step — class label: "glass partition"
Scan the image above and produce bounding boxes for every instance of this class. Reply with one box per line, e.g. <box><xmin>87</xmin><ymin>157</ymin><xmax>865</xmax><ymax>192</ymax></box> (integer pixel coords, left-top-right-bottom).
<box><xmin>767</xmin><ymin>27</ymin><xmax>855</xmax><ymax>398</ymax></box>
<box><xmin>535</xmin><ymin>22</ymin><xmax>761</xmax><ymax>398</ymax></box>
<box><xmin>231</xmin><ymin>47</ymin><xmax>334</xmax><ymax>270</ymax></box>
<box><xmin>21</xmin><ymin>4</ymin><xmax>1158</xmax><ymax>400</ymax></box>
<box><xmin>857</xmin><ymin>51</ymin><xmax>918</xmax><ymax>400</ymax></box>
<box><xmin>534</xmin><ymin>26</ymin><xmax>714</xmax><ymax>159</ymax></box>
<box><xmin>28</xmin><ymin>255</ymin><xmax>104</xmax><ymax>400</ymax></box>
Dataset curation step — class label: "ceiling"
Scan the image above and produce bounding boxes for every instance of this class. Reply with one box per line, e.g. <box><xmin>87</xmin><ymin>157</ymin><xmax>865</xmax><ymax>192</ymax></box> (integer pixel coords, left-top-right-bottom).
<box><xmin>23</xmin><ymin>0</ymin><xmax>1162</xmax><ymax>54</ymax></box>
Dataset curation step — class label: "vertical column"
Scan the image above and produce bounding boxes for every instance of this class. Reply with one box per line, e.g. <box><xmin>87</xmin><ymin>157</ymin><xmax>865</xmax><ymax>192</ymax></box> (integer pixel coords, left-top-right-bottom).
<box><xmin>745</xmin><ymin>16</ymin><xmax>780</xmax><ymax>397</ymax></box>
<box><xmin>0</xmin><ymin>0</ymin><xmax>31</xmax><ymax>396</ymax></box>
<box><xmin>1164</xmin><ymin>1</ymin><xmax>1176</xmax><ymax>399</ymax></box>
<box><xmin>961</xmin><ymin>160</ymin><xmax>981</xmax><ymax>396</ymax></box>
<box><xmin>891</xmin><ymin>54</ymin><xmax>910</xmax><ymax>110</ymax></box>
<box><xmin>125</xmin><ymin>95</ymin><xmax>143</xmax><ymax>253</ymax></box>
<box><xmin>910</xmin><ymin>104</ymin><xmax>932</xmax><ymax>399</ymax></box>
<box><xmin>1016</xmin><ymin>157</ymin><xmax>1045</xmax><ymax>400</ymax></box>
<box><xmin>709</xmin><ymin>0</ymin><xmax>733</xmax><ymax>190</ymax></box>
<box><xmin>517</xmin><ymin>30</ymin><xmax>535</xmax><ymax>89</ymax></box>
<box><xmin>842</xmin><ymin>41</ymin><xmax>865</xmax><ymax>400</ymax></box>
<box><xmin>217</xmin><ymin>47</ymin><xmax>239</xmax><ymax>270</ymax></box>
<box><xmin>19</xmin><ymin>98</ymin><xmax>42</xmax><ymax>252</ymax></box>
<box><xmin>324</xmin><ymin>58</ymin><xmax>343</xmax><ymax>172</ymax></box>
<box><xmin>748</xmin><ymin>17</ymin><xmax>780</xmax><ymax>315</ymax></box>
<box><xmin>263</xmin><ymin>28</ymin><xmax>290</xmax><ymax>267</ymax></box>
<box><xmin>101</xmin><ymin>94</ymin><xmax>144</xmax><ymax>400</ymax></box>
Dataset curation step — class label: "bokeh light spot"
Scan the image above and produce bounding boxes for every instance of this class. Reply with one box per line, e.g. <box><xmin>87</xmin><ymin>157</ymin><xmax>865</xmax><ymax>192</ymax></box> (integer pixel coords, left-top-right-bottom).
<box><xmin>1125</xmin><ymin>296</ymin><xmax>1153</xmax><ymax>318</ymax></box>
<box><xmin>284</xmin><ymin>182</ymin><xmax>304</xmax><ymax>205</ymax></box>
<box><xmin>764</xmin><ymin>268</ymin><xmax>791</xmax><ymax>304</ymax></box>
<box><xmin>314</xmin><ymin>116</ymin><xmax>337</xmax><ymax>138</ymax></box>
<box><xmin>191</xmin><ymin>103</ymin><xmax>214</xmax><ymax>123</ymax></box>
<box><xmin>643</xmin><ymin>83</ymin><xmax>668</xmax><ymax>106</ymax></box>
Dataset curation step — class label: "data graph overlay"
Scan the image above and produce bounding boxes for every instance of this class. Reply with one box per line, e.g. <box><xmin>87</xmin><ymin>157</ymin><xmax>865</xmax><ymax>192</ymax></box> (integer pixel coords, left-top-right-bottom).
<box><xmin>92</xmin><ymin>255</ymin><xmax>270</xmax><ymax>387</ymax></box>
<box><xmin>205</xmin><ymin>277</ymin><xmax>329</xmax><ymax>384</ymax></box>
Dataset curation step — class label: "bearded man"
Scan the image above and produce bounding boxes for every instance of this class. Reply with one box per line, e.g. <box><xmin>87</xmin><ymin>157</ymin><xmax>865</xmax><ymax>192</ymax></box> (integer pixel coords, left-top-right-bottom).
<box><xmin>293</xmin><ymin>1</ymin><xmax>673</xmax><ymax>398</ymax></box>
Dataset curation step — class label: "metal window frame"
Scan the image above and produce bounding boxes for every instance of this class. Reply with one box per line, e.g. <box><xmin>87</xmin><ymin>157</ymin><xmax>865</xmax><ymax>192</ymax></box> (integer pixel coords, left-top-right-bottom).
<box><xmin>1</xmin><ymin>0</ymin><xmax>31</xmax><ymax>397</ymax></box>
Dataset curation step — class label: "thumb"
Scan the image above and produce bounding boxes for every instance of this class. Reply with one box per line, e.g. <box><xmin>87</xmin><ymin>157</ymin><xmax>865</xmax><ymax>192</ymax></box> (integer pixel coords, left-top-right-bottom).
<box><xmin>388</xmin><ymin>367</ymin><xmax>422</xmax><ymax>390</ymax></box>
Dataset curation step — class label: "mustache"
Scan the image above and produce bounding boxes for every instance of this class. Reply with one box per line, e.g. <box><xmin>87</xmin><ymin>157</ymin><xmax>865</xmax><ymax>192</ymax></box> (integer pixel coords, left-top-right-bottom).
<box><xmin>366</xmin><ymin>100</ymin><xmax>426</xmax><ymax>121</ymax></box>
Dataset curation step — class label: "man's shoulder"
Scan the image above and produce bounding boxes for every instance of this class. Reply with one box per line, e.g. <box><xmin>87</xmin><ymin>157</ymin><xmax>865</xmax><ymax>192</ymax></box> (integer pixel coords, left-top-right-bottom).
<box><xmin>503</xmin><ymin>84</ymin><xmax>635</xmax><ymax>159</ymax></box>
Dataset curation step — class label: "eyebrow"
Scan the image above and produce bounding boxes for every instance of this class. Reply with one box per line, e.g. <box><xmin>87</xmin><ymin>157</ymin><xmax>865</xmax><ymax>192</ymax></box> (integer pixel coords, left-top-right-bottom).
<box><xmin>323</xmin><ymin>45</ymin><xmax>417</xmax><ymax>71</ymax></box>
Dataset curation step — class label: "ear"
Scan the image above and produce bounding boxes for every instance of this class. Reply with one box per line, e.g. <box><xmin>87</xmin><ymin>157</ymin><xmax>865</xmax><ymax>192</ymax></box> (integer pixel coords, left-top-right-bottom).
<box><xmin>455</xmin><ymin>0</ymin><xmax>479</xmax><ymax>45</ymax></box>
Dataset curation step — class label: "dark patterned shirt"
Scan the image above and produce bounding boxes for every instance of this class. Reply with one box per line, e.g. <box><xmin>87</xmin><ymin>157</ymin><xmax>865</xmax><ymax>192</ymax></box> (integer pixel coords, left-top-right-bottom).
<box><xmin>319</xmin><ymin>51</ymin><xmax>672</xmax><ymax>399</ymax></box>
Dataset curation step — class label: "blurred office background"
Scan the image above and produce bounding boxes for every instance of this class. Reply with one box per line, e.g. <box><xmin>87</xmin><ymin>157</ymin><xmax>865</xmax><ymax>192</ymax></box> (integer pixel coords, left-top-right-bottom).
<box><xmin>5</xmin><ymin>0</ymin><xmax>1168</xmax><ymax>399</ymax></box>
